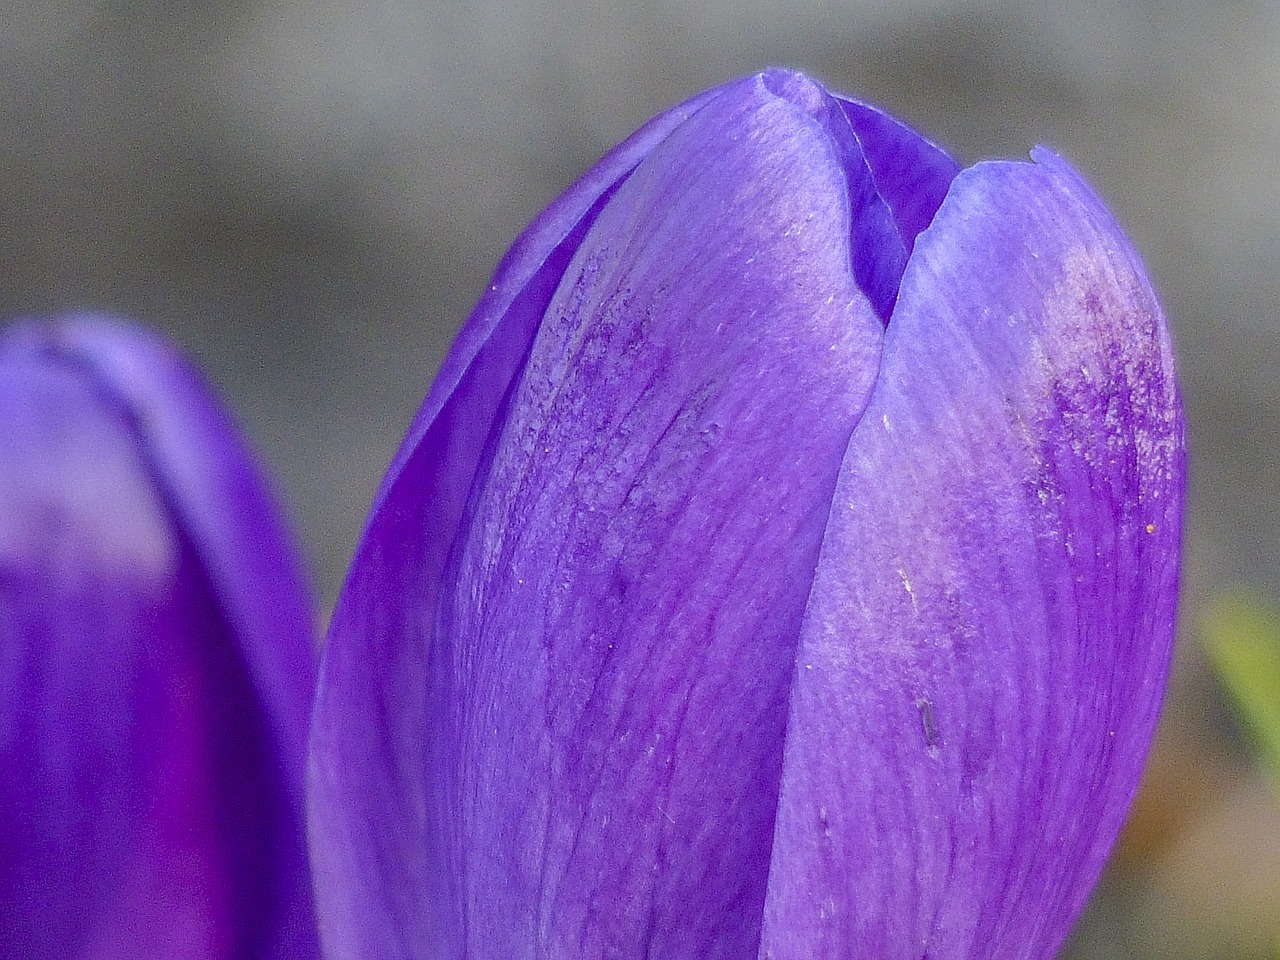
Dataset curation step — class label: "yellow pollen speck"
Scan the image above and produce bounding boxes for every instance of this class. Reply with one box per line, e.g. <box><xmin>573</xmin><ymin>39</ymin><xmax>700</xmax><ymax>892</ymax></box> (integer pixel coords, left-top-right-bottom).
<box><xmin>1145</xmin><ymin>523</ymin><xmax>1156</xmax><ymax>534</ymax></box>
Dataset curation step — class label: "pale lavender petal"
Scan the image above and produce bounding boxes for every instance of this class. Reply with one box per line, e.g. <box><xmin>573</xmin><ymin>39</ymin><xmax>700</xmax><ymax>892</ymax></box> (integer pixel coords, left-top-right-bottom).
<box><xmin>309</xmin><ymin>76</ymin><xmax>743</xmax><ymax>960</ymax></box>
<box><xmin>760</xmin><ymin>149</ymin><xmax>1184</xmax><ymax>960</ymax></box>
<box><xmin>0</xmin><ymin>319</ymin><xmax>318</xmax><ymax>959</ymax></box>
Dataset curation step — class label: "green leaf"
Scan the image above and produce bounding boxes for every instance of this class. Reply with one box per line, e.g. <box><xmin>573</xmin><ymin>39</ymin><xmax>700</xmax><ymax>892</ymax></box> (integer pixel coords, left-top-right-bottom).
<box><xmin>1203</xmin><ymin>592</ymin><xmax>1280</xmax><ymax>790</ymax></box>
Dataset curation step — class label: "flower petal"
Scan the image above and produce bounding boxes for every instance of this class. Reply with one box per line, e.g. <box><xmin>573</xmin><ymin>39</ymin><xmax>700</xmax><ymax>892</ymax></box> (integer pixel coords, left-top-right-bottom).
<box><xmin>309</xmin><ymin>77</ymin><xmax>740</xmax><ymax>960</ymax></box>
<box><xmin>310</xmin><ymin>70</ymin><xmax>896</xmax><ymax>959</ymax></box>
<box><xmin>758</xmin><ymin>70</ymin><xmax>910</xmax><ymax>322</ymax></box>
<box><xmin>2</xmin><ymin>354</ymin><xmax>178</xmax><ymax>956</ymax></box>
<box><xmin>46</xmin><ymin>316</ymin><xmax>318</xmax><ymax>810</ymax></box>
<box><xmin>429</xmin><ymin>73</ymin><xmax>882</xmax><ymax>959</ymax></box>
<box><xmin>759</xmin><ymin>150</ymin><xmax>1184</xmax><ymax>960</ymax></box>
<box><xmin>835</xmin><ymin>95</ymin><xmax>961</xmax><ymax>252</ymax></box>
<box><xmin>371</xmin><ymin>83</ymin><xmax>730</xmax><ymax>525</ymax></box>
<box><xmin>0</xmin><ymin>319</ymin><xmax>318</xmax><ymax>959</ymax></box>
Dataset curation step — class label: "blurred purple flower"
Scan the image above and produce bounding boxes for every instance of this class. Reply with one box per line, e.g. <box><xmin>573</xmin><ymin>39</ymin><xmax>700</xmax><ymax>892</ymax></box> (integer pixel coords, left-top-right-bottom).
<box><xmin>309</xmin><ymin>70</ymin><xmax>1185</xmax><ymax>960</ymax></box>
<box><xmin>0</xmin><ymin>317</ymin><xmax>319</xmax><ymax>959</ymax></box>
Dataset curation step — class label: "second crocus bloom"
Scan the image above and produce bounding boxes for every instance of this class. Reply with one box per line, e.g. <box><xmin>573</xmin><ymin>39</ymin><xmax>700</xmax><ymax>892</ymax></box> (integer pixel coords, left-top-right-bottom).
<box><xmin>0</xmin><ymin>317</ymin><xmax>318</xmax><ymax>959</ymax></box>
<box><xmin>310</xmin><ymin>70</ymin><xmax>1185</xmax><ymax>960</ymax></box>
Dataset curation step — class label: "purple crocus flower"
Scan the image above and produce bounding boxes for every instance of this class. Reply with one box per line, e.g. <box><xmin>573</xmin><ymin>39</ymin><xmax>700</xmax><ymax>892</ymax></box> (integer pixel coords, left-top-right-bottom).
<box><xmin>309</xmin><ymin>70</ymin><xmax>1184</xmax><ymax>960</ymax></box>
<box><xmin>0</xmin><ymin>317</ymin><xmax>318</xmax><ymax>959</ymax></box>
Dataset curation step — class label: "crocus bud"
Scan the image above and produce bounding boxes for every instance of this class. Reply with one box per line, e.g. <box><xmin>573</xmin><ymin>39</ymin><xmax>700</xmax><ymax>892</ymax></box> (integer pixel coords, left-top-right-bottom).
<box><xmin>310</xmin><ymin>70</ymin><xmax>1185</xmax><ymax>960</ymax></box>
<box><xmin>0</xmin><ymin>317</ymin><xmax>319</xmax><ymax>959</ymax></box>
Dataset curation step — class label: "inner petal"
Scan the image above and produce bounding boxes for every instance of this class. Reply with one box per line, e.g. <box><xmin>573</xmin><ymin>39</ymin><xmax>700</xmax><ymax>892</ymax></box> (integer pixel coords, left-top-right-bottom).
<box><xmin>762</xmin><ymin>69</ymin><xmax>911</xmax><ymax>322</ymax></box>
<box><xmin>835</xmin><ymin>96</ymin><xmax>961</xmax><ymax>252</ymax></box>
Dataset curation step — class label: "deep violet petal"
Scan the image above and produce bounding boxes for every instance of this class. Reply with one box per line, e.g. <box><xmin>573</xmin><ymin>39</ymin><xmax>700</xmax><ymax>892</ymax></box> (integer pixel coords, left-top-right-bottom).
<box><xmin>1</xmin><ymin>355</ymin><xmax>191</xmax><ymax>957</ymax></box>
<box><xmin>0</xmin><ymin>320</ymin><xmax>319</xmax><ymax>959</ymax></box>
<box><xmin>760</xmin><ymin>70</ymin><xmax>908</xmax><ymax>321</ymax></box>
<box><xmin>45</xmin><ymin>316</ymin><xmax>317</xmax><ymax>792</ymax></box>
<box><xmin>834</xmin><ymin>96</ymin><xmax>961</xmax><ymax>251</ymax></box>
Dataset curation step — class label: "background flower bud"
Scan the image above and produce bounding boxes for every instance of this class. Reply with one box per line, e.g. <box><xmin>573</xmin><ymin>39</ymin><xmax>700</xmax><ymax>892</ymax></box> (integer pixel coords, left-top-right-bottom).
<box><xmin>0</xmin><ymin>316</ymin><xmax>319</xmax><ymax>959</ymax></box>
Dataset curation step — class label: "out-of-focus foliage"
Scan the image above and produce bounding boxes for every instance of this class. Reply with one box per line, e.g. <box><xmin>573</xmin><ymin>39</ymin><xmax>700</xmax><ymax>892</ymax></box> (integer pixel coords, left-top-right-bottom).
<box><xmin>1204</xmin><ymin>592</ymin><xmax>1280</xmax><ymax>960</ymax></box>
<box><xmin>1205</xmin><ymin>592</ymin><xmax>1280</xmax><ymax>792</ymax></box>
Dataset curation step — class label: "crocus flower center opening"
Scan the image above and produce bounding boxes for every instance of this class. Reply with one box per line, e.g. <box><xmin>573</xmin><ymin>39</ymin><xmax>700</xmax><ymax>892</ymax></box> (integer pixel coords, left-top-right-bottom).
<box><xmin>308</xmin><ymin>70</ymin><xmax>1184</xmax><ymax>960</ymax></box>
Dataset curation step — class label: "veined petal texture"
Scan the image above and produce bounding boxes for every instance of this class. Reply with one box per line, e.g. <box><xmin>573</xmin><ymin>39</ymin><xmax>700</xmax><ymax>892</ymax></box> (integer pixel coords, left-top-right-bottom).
<box><xmin>308</xmin><ymin>77</ymin><xmax>735</xmax><ymax>960</ymax></box>
<box><xmin>760</xmin><ymin>150</ymin><xmax>1183</xmax><ymax>959</ymax></box>
<box><xmin>310</xmin><ymin>69</ymin><xmax>1183</xmax><ymax>960</ymax></box>
<box><xmin>432</xmin><ymin>72</ymin><xmax>884</xmax><ymax>959</ymax></box>
<box><xmin>0</xmin><ymin>317</ymin><xmax>318</xmax><ymax>959</ymax></box>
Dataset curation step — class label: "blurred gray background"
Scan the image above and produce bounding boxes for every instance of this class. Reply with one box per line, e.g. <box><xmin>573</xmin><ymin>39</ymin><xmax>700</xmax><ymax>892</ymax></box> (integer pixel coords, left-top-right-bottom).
<box><xmin>3</xmin><ymin>0</ymin><xmax>1278</xmax><ymax>955</ymax></box>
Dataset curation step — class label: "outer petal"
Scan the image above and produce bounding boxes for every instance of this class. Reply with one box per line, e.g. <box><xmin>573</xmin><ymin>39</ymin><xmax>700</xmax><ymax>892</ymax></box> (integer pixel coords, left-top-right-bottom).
<box><xmin>433</xmin><ymin>73</ymin><xmax>883</xmax><ymax>960</ymax></box>
<box><xmin>759</xmin><ymin>150</ymin><xmax>1184</xmax><ymax>959</ymax></box>
<box><xmin>308</xmin><ymin>75</ymin><xmax>738</xmax><ymax>960</ymax></box>
<box><xmin>0</xmin><ymin>319</ymin><xmax>318</xmax><ymax>959</ymax></box>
